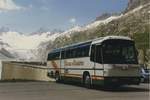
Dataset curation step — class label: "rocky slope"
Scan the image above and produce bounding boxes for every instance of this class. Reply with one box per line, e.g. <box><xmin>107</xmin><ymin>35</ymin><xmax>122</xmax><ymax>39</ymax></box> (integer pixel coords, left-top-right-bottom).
<box><xmin>125</xmin><ymin>0</ymin><xmax>149</xmax><ymax>12</ymax></box>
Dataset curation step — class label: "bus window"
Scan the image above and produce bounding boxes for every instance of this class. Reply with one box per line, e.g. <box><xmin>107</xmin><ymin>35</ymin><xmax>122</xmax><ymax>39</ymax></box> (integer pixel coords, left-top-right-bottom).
<box><xmin>61</xmin><ymin>51</ymin><xmax>65</xmax><ymax>59</ymax></box>
<box><xmin>95</xmin><ymin>45</ymin><xmax>102</xmax><ymax>63</ymax></box>
<box><xmin>48</xmin><ymin>52</ymin><xmax>60</xmax><ymax>60</ymax></box>
<box><xmin>90</xmin><ymin>45</ymin><xmax>95</xmax><ymax>61</ymax></box>
<box><xmin>90</xmin><ymin>45</ymin><xmax>102</xmax><ymax>63</ymax></box>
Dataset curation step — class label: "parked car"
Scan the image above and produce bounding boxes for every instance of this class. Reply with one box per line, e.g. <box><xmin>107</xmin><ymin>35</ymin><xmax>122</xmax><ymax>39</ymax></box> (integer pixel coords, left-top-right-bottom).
<box><xmin>140</xmin><ymin>68</ymin><xmax>150</xmax><ymax>83</ymax></box>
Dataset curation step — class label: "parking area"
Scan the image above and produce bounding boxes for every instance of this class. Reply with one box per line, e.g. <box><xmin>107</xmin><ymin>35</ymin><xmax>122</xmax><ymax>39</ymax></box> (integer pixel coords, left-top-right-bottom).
<box><xmin>0</xmin><ymin>82</ymin><xmax>149</xmax><ymax>100</ymax></box>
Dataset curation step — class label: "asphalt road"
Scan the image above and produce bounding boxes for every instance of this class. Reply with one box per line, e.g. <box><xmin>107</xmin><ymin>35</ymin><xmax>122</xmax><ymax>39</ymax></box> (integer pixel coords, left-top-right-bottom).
<box><xmin>0</xmin><ymin>82</ymin><xmax>149</xmax><ymax>100</ymax></box>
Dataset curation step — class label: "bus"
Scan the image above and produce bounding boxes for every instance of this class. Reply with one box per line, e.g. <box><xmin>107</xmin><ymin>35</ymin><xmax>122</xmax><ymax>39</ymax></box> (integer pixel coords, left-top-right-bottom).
<box><xmin>47</xmin><ymin>36</ymin><xmax>141</xmax><ymax>88</ymax></box>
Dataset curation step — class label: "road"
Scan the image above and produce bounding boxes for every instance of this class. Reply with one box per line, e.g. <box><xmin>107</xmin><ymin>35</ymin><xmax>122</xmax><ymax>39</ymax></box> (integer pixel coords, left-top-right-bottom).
<box><xmin>0</xmin><ymin>82</ymin><xmax>149</xmax><ymax>100</ymax></box>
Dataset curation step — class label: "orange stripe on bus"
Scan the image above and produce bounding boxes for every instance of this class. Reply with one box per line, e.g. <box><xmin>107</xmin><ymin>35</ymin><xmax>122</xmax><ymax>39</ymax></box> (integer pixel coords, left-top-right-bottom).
<box><xmin>92</xmin><ymin>76</ymin><xmax>104</xmax><ymax>80</ymax></box>
<box><xmin>65</xmin><ymin>74</ymin><xmax>82</xmax><ymax>78</ymax></box>
<box><xmin>65</xmin><ymin>73</ymin><xmax>82</xmax><ymax>76</ymax></box>
<box><xmin>63</xmin><ymin>74</ymin><xmax>104</xmax><ymax>80</ymax></box>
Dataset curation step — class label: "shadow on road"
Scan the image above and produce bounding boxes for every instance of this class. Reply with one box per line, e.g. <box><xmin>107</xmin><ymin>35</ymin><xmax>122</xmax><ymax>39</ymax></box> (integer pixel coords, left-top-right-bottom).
<box><xmin>93</xmin><ymin>85</ymin><xmax>149</xmax><ymax>92</ymax></box>
<box><xmin>58</xmin><ymin>81</ymin><xmax>150</xmax><ymax>92</ymax></box>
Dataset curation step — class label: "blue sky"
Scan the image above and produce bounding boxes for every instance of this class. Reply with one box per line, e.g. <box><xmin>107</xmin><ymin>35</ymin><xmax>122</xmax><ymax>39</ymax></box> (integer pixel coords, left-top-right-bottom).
<box><xmin>0</xmin><ymin>0</ymin><xmax>128</xmax><ymax>33</ymax></box>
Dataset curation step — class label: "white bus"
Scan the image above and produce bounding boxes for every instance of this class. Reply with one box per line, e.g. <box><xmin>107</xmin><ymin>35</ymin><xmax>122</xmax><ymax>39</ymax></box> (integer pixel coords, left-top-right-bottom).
<box><xmin>47</xmin><ymin>36</ymin><xmax>141</xmax><ymax>87</ymax></box>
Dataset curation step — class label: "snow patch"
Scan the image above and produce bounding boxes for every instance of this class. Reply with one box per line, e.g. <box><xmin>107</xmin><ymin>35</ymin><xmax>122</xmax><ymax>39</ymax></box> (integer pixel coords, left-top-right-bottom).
<box><xmin>0</xmin><ymin>31</ymin><xmax>60</xmax><ymax>50</ymax></box>
<box><xmin>60</xmin><ymin>26</ymin><xmax>82</xmax><ymax>37</ymax></box>
<box><xmin>84</xmin><ymin>15</ymin><xmax>123</xmax><ymax>30</ymax></box>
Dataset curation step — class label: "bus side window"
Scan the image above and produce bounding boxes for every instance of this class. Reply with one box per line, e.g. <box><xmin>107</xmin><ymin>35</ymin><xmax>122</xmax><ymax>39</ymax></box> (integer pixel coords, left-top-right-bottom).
<box><xmin>90</xmin><ymin>45</ymin><xmax>95</xmax><ymax>61</ymax></box>
<box><xmin>95</xmin><ymin>45</ymin><xmax>102</xmax><ymax>63</ymax></box>
<box><xmin>90</xmin><ymin>45</ymin><xmax>102</xmax><ymax>63</ymax></box>
<box><xmin>48</xmin><ymin>52</ymin><xmax>60</xmax><ymax>60</ymax></box>
<box><xmin>61</xmin><ymin>51</ymin><xmax>65</xmax><ymax>59</ymax></box>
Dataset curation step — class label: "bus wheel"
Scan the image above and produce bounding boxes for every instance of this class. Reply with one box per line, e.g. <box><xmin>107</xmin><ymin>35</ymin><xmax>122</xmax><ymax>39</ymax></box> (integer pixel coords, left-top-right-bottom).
<box><xmin>84</xmin><ymin>74</ymin><xmax>92</xmax><ymax>88</ymax></box>
<box><xmin>55</xmin><ymin>72</ymin><xmax>60</xmax><ymax>82</ymax></box>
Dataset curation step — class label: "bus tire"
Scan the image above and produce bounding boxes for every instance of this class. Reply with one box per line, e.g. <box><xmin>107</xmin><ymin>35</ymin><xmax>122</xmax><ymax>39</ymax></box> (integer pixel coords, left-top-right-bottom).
<box><xmin>83</xmin><ymin>74</ymin><xmax>92</xmax><ymax>88</ymax></box>
<box><xmin>55</xmin><ymin>72</ymin><xmax>60</xmax><ymax>83</ymax></box>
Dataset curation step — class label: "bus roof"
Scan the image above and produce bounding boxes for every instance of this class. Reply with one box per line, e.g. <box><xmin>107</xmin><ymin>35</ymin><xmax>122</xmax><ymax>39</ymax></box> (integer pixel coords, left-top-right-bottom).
<box><xmin>63</xmin><ymin>40</ymin><xmax>92</xmax><ymax>49</ymax></box>
<box><xmin>92</xmin><ymin>36</ymin><xmax>132</xmax><ymax>44</ymax></box>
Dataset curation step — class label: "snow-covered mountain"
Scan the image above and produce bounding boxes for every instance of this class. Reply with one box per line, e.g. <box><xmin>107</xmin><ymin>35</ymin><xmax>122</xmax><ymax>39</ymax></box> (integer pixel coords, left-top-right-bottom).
<box><xmin>0</xmin><ymin>31</ymin><xmax>61</xmax><ymax>61</ymax></box>
<box><xmin>1</xmin><ymin>32</ymin><xmax>50</xmax><ymax>49</ymax></box>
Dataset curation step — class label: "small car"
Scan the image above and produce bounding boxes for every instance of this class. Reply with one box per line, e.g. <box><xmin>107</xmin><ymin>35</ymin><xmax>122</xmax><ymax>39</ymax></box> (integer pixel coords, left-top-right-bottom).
<box><xmin>140</xmin><ymin>68</ymin><xmax>150</xmax><ymax>83</ymax></box>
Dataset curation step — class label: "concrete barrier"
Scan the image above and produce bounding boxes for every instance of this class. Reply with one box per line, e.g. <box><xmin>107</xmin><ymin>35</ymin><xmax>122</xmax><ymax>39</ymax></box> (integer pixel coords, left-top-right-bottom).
<box><xmin>1</xmin><ymin>62</ymin><xmax>53</xmax><ymax>81</ymax></box>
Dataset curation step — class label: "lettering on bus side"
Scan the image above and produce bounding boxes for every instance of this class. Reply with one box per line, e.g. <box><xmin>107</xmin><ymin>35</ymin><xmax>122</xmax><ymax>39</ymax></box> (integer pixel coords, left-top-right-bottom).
<box><xmin>64</xmin><ymin>60</ymin><xmax>84</xmax><ymax>66</ymax></box>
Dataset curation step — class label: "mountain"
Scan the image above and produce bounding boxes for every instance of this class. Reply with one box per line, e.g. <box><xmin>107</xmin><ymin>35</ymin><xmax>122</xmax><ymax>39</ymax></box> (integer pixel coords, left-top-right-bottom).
<box><xmin>95</xmin><ymin>13</ymin><xmax>120</xmax><ymax>21</ymax></box>
<box><xmin>125</xmin><ymin>0</ymin><xmax>150</xmax><ymax>12</ymax></box>
<box><xmin>0</xmin><ymin>0</ymin><xmax>149</xmax><ymax>63</ymax></box>
<box><xmin>0</xmin><ymin>53</ymin><xmax>13</xmax><ymax>61</ymax></box>
<box><xmin>95</xmin><ymin>13</ymin><xmax>112</xmax><ymax>21</ymax></box>
<box><xmin>30</xmin><ymin>27</ymin><xmax>50</xmax><ymax>35</ymax></box>
<box><xmin>30</xmin><ymin>27</ymin><xmax>63</xmax><ymax>36</ymax></box>
<box><xmin>0</xmin><ymin>40</ymin><xmax>10</xmax><ymax>48</ymax></box>
<box><xmin>0</xmin><ymin>47</ymin><xmax>14</xmax><ymax>61</ymax></box>
<box><xmin>0</xmin><ymin>30</ymin><xmax>62</xmax><ymax>61</ymax></box>
<box><xmin>0</xmin><ymin>48</ymin><xmax>14</xmax><ymax>58</ymax></box>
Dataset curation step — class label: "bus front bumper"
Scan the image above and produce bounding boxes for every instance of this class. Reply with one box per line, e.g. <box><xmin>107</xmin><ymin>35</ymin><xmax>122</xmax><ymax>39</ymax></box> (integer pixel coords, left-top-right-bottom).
<box><xmin>104</xmin><ymin>77</ymin><xmax>141</xmax><ymax>85</ymax></box>
<box><xmin>93</xmin><ymin>77</ymin><xmax>141</xmax><ymax>86</ymax></box>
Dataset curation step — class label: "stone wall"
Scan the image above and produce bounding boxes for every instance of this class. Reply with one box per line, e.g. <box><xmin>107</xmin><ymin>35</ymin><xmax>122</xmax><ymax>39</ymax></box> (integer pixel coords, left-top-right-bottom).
<box><xmin>1</xmin><ymin>62</ymin><xmax>53</xmax><ymax>81</ymax></box>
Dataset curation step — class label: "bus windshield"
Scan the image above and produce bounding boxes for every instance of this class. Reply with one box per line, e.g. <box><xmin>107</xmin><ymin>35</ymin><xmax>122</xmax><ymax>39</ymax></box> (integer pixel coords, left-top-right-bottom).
<box><xmin>102</xmin><ymin>39</ymin><xmax>138</xmax><ymax>64</ymax></box>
